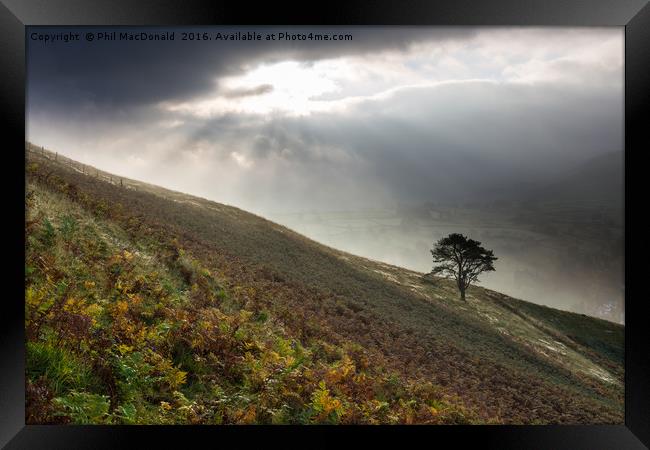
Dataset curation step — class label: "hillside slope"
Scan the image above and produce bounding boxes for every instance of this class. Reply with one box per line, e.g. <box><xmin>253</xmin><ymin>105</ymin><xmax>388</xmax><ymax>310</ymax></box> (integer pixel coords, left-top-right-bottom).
<box><xmin>25</xmin><ymin>145</ymin><xmax>624</xmax><ymax>424</ymax></box>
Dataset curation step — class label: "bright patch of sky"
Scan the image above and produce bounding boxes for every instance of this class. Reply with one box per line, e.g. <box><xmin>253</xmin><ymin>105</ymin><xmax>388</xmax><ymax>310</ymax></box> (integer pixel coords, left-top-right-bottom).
<box><xmin>161</xmin><ymin>28</ymin><xmax>622</xmax><ymax>118</ymax></box>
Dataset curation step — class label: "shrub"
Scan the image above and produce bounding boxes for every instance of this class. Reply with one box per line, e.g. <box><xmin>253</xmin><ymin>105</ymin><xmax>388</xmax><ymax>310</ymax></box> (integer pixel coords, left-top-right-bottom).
<box><xmin>59</xmin><ymin>215</ymin><xmax>78</xmax><ymax>242</ymax></box>
<box><xmin>38</xmin><ymin>218</ymin><xmax>56</xmax><ymax>248</ymax></box>
<box><xmin>309</xmin><ymin>381</ymin><xmax>345</xmax><ymax>424</ymax></box>
<box><xmin>52</xmin><ymin>391</ymin><xmax>111</xmax><ymax>424</ymax></box>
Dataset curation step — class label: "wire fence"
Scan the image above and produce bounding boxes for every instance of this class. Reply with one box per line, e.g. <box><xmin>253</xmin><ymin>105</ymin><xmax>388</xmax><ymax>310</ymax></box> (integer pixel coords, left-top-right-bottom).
<box><xmin>26</xmin><ymin>142</ymin><xmax>139</xmax><ymax>191</ymax></box>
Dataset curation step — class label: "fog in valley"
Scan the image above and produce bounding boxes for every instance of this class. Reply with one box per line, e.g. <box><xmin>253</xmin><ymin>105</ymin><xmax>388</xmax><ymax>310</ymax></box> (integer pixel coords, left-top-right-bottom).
<box><xmin>27</xmin><ymin>26</ymin><xmax>624</xmax><ymax>323</ymax></box>
<box><xmin>263</xmin><ymin>190</ymin><xmax>624</xmax><ymax>323</ymax></box>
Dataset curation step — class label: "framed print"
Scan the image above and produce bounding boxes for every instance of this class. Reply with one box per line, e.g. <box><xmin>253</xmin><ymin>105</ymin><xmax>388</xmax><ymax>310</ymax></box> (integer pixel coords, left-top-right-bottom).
<box><xmin>1</xmin><ymin>0</ymin><xmax>649</xmax><ymax>448</ymax></box>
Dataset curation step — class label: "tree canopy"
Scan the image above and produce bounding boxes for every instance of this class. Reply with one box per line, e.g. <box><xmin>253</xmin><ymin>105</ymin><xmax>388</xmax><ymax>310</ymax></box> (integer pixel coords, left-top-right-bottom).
<box><xmin>431</xmin><ymin>233</ymin><xmax>497</xmax><ymax>301</ymax></box>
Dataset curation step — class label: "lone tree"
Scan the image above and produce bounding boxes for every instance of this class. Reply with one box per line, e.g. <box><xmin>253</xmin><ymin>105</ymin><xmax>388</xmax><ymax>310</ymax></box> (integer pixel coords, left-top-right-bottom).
<box><xmin>430</xmin><ymin>233</ymin><xmax>497</xmax><ymax>301</ymax></box>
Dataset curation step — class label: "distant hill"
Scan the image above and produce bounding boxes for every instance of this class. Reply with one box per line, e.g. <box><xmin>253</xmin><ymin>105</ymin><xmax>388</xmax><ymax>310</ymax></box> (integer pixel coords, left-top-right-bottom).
<box><xmin>25</xmin><ymin>143</ymin><xmax>623</xmax><ymax>425</ymax></box>
<box><xmin>527</xmin><ymin>151</ymin><xmax>623</xmax><ymax>209</ymax></box>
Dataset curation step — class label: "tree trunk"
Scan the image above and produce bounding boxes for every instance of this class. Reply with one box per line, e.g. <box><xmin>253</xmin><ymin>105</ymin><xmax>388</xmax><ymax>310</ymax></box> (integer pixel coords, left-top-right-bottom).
<box><xmin>459</xmin><ymin>288</ymin><xmax>466</xmax><ymax>302</ymax></box>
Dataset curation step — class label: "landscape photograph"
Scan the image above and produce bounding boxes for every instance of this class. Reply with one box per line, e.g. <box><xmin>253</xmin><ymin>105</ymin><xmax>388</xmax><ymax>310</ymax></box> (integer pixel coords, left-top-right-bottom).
<box><xmin>25</xmin><ymin>26</ymin><xmax>624</xmax><ymax>425</ymax></box>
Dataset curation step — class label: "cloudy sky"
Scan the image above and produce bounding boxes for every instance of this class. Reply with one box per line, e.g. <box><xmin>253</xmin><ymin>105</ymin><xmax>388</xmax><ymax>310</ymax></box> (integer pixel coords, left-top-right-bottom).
<box><xmin>27</xmin><ymin>26</ymin><xmax>623</xmax><ymax>214</ymax></box>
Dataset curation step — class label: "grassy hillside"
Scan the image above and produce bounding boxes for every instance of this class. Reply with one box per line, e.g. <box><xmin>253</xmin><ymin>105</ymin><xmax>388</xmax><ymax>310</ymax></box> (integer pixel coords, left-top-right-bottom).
<box><xmin>24</xmin><ymin>145</ymin><xmax>624</xmax><ymax>424</ymax></box>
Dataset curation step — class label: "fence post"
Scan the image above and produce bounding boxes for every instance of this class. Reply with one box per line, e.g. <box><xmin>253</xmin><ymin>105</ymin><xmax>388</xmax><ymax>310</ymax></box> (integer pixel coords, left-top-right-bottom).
<box><xmin>55</xmin><ymin>152</ymin><xmax>58</xmax><ymax>161</ymax></box>
<box><xmin>120</xmin><ymin>178</ymin><xmax>123</xmax><ymax>188</ymax></box>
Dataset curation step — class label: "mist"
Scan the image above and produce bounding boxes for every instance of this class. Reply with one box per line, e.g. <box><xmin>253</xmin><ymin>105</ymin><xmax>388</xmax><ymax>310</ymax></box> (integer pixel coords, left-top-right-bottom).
<box><xmin>27</xmin><ymin>26</ymin><xmax>624</xmax><ymax>323</ymax></box>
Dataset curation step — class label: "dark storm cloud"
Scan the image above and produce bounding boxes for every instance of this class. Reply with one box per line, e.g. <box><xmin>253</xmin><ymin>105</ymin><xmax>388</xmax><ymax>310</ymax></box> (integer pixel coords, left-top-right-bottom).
<box><xmin>26</xmin><ymin>26</ymin><xmax>623</xmax><ymax>211</ymax></box>
<box><xmin>220</xmin><ymin>84</ymin><xmax>274</xmax><ymax>99</ymax></box>
<box><xmin>146</xmin><ymin>76</ymin><xmax>620</xmax><ymax>209</ymax></box>
<box><xmin>27</xmin><ymin>26</ymin><xmax>477</xmax><ymax>115</ymax></box>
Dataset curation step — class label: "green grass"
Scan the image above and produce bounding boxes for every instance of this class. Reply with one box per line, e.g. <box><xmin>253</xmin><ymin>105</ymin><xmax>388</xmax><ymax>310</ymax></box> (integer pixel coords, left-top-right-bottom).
<box><xmin>26</xmin><ymin>341</ymin><xmax>102</xmax><ymax>396</ymax></box>
<box><xmin>503</xmin><ymin>297</ymin><xmax>623</xmax><ymax>365</ymax></box>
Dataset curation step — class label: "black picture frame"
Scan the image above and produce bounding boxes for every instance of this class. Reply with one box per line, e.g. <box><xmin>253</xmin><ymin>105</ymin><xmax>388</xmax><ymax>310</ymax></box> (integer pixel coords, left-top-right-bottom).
<box><xmin>2</xmin><ymin>1</ymin><xmax>649</xmax><ymax>448</ymax></box>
